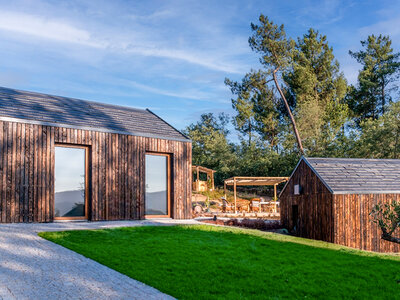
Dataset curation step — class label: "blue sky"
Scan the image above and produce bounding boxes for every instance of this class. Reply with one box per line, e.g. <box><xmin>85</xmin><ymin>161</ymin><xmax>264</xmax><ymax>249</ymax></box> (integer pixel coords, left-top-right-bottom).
<box><xmin>0</xmin><ymin>0</ymin><xmax>399</xmax><ymax>132</ymax></box>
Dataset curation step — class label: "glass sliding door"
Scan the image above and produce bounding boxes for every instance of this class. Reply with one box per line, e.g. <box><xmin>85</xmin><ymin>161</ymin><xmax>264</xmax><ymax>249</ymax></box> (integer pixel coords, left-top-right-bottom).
<box><xmin>145</xmin><ymin>153</ymin><xmax>170</xmax><ymax>216</ymax></box>
<box><xmin>54</xmin><ymin>146</ymin><xmax>87</xmax><ymax>219</ymax></box>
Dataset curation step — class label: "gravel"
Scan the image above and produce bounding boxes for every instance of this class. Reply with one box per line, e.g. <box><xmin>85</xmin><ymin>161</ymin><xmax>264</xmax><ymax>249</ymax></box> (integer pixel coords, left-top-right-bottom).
<box><xmin>0</xmin><ymin>219</ymin><xmax>199</xmax><ymax>300</ymax></box>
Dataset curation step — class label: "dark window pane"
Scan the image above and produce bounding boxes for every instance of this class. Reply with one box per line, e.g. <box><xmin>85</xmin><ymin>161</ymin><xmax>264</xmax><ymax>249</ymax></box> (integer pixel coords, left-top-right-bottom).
<box><xmin>55</xmin><ymin>147</ymin><xmax>86</xmax><ymax>217</ymax></box>
<box><xmin>145</xmin><ymin>154</ymin><xmax>168</xmax><ymax>215</ymax></box>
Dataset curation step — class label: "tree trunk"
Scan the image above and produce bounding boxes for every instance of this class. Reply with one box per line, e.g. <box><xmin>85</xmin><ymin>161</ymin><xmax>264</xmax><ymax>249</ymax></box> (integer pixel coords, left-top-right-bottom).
<box><xmin>381</xmin><ymin>227</ymin><xmax>400</xmax><ymax>244</ymax></box>
<box><xmin>273</xmin><ymin>69</ymin><xmax>304</xmax><ymax>154</ymax></box>
<box><xmin>381</xmin><ymin>77</ymin><xmax>385</xmax><ymax>115</ymax></box>
<box><xmin>248</xmin><ymin>122</ymin><xmax>252</xmax><ymax>146</ymax></box>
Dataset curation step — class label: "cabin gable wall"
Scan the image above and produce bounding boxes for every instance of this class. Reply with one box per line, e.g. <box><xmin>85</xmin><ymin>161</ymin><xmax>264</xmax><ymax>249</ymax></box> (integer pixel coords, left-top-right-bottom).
<box><xmin>280</xmin><ymin>160</ymin><xmax>334</xmax><ymax>242</ymax></box>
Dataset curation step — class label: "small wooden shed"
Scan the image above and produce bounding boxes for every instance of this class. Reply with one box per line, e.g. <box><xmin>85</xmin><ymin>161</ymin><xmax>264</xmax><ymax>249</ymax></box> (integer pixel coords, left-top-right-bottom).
<box><xmin>0</xmin><ymin>87</ymin><xmax>192</xmax><ymax>223</ymax></box>
<box><xmin>280</xmin><ymin>156</ymin><xmax>400</xmax><ymax>253</ymax></box>
<box><xmin>192</xmin><ymin>165</ymin><xmax>215</xmax><ymax>192</ymax></box>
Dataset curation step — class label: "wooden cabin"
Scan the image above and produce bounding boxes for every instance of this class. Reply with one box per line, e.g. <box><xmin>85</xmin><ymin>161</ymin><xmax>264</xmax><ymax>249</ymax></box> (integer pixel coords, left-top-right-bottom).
<box><xmin>280</xmin><ymin>156</ymin><xmax>400</xmax><ymax>253</ymax></box>
<box><xmin>0</xmin><ymin>87</ymin><xmax>192</xmax><ymax>223</ymax></box>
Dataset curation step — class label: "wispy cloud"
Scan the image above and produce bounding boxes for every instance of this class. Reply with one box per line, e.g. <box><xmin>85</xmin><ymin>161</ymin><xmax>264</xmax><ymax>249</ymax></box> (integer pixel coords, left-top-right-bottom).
<box><xmin>118</xmin><ymin>78</ymin><xmax>228</xmax><ymax>102</ymax></box>
<box><xmin>0</xmin><ymin>11</ymin><xmax>101</xmax><ymax>47</ymax></box>
<box><xmin>0</xmin><ymin>10</ymin><xmax>244</xmax><ymax>74</ymax></box>
<box><xmin>359</xmin><ymin>17</ymin><xmax>400</xmax><ymax>39</ymax></box>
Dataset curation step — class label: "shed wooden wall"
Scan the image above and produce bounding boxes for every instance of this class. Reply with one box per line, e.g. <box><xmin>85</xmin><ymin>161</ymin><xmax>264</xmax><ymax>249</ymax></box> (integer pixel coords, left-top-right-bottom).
<box><xmin>280</xmin><ymin>160</ymin><xmax>334</xmax><ymax>242</ymax></box>
<box><xmin>333</xmin><ymin>193</ymin><xmax>400</xmax><ymax>253</ymax></box>
<box><xmin>0</xmin><ymin>120</ymin><xmax>192</xmax><ymax>223</ymax></box>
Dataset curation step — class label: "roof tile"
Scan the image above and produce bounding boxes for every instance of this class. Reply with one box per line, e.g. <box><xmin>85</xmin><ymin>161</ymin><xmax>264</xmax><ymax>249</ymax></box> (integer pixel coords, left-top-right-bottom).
<box><xmin>305</xmin><ymin>157</ymin><xmax>400</xmax><ymax>194</ymax></box>
<box><xmin>0</xmin><ymin>87</ymin><xmax>189</xmax><ymax>141</ymax></box>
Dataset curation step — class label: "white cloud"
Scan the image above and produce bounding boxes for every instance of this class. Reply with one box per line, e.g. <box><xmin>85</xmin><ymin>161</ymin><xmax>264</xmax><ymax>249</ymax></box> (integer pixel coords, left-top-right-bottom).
<box><xmin>0</xmin><ymin>11</ymin><xmax>102</xmax><ymax>47</ymax></box>
<box><xmin>359</xmin><ymin>17</ymin><xmax>400</xmax><ymax>39</ymax></box>
<box><xmin>120</xmin><ymin>79</ymin><xmax>222</xmax><ymax>102</ymax></box>
<box><xmin>124</xmin><ymin>46</ymin><xmax>243</xmax><ymax>74</ymax></box>
<box><xmin>0</xmin><ymin>10</ymin><xmax>244</xmax><ymax>74</ymax></box>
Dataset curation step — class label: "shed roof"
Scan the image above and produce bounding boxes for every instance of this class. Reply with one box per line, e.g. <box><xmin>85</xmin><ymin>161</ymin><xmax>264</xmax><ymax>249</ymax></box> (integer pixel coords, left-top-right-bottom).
<box><xmin>0</xmin><ymin>86</ymin><xmax>189</xmax><ymax>142</ymax></box>
<box><xmin>293</xmin><ymin>156</ymin><xmax>400</xmax><ymax>194</ymax></box>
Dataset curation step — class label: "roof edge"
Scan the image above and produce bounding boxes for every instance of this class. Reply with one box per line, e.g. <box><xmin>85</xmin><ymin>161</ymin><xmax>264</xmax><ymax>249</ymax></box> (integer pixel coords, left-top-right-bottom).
<box><xmin>0</xmin><ymin>86</ymin><xmax>149</xmax><ymax>114</ymax></box>
<box><xmin>333</xmin><ymin>190</ymin><xmax>400</xmax><ymax>195</ymax></box>
<box><xmin>279</xmin><ymin>156</ymin><xmax>304</xmax><ymax>198</ymax></box>
<box><xmin>146</xmin><ymin>109</ymin><xmax>191</xmax><ymax>141</ymax></box>
<box><xmin>0</xmin><ymin>116</ymin><xmax>192</xmax><ymax>143</ymax></box>
<box><xmin>302</xmin><ymin>157</ymin><xmax>334</xmax><ymax>194</ymax></box>
<box><xmin>305</xmin><ymin>156</ymin><xmax>400</xmax><ymax>162</ymax></box>
<box><xmin>279</xmin><ymin>156</ymin><xmax>335</xmax><ymax>197</ymax></box>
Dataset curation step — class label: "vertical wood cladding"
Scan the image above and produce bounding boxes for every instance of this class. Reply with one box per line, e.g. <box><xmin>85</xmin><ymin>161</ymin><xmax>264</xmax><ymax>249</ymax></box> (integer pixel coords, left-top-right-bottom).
<box><xmin>281</xmin><ymin>160</ymin><xmax>400</xmax><ymax>253</ymax></box>
<box><xmin>333</xmin><ymin>193</ymin><xmax>400</xmax><ymax>253</ymax></box>
<box><xmin>280</xmin><ymin>160</ymin><xmax>334</xmax><ymax>243</ymax></box>
<box><xmin>0</xmin><ymin>120</ymin><xmax>192</xmax><ymax>222</ymax></box>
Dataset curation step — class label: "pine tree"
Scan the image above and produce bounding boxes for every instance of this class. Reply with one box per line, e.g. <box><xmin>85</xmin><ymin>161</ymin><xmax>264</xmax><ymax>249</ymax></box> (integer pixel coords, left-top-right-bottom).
<box><xmin>348</xmin><ymin>34</ymin><xmax>400</xmax><ymax>122</ymax></box>
<box><xmin>225</xmin><ymin>70</ymin><xmax>280</xmax><ymax>148</ymax></box>
<box><xmin>248</xmin><ymin>15</ymin><xmax>304</xmax><ymax>154</ymax></box>
<box><xmin>284</xmin><ymin>29</ymin><xmax>349</xmax><ymax>154</ymax></box>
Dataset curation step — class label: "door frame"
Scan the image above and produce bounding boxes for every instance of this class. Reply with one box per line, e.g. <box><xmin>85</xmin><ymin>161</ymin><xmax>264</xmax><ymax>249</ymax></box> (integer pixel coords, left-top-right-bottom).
<box><xmin>144</xmin><ymin>152</ymin><xmax>171</xmax><ymax>218</ymax></box>
<box><xmin>54</xmin><ymin>143</ymin><xmax>90</xmax><ymax>221</ymax></box>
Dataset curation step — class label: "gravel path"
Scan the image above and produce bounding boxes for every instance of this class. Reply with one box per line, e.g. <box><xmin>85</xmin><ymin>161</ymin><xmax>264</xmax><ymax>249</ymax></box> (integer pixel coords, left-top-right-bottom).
<box><xmin>0</xmin><ymin>219</ymin><xmax>199</xmax><ymax>300</ymax></box>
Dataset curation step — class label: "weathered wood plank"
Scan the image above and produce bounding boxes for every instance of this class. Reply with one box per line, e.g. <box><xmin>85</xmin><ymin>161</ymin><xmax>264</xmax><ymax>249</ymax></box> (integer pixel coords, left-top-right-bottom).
<box><xmin>0</xmin><ymin>121</ymin><xmax>4</xmax><ymax>222</ymax></box>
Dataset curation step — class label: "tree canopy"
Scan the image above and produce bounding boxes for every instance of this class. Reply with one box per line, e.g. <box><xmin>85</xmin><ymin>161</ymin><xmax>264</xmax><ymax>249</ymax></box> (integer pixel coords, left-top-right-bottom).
<box><xmin>185</xmin><ymin>14</ymin><xmax>400</xmax><ymax>186</ymax></box>
<box><xmin>347</xmin><ymin>34</ymin><xmax>400</xmax><ymax>123</ymax></box>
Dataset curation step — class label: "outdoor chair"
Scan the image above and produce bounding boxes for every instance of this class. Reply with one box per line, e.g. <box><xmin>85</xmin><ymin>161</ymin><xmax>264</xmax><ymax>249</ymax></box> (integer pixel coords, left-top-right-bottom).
<box><xmin>221</xmin><ymin>199</ymin><xmax>234</xmax><ymax>213</ymax></box>
<box><xmin>250</xmin><ymin>199</ymin><xmax>261</xmax><ymax>212</ymax></box>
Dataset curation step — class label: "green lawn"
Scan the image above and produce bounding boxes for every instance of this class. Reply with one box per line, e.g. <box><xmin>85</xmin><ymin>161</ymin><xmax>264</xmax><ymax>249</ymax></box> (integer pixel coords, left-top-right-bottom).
<box><xmin>39</xmin><ymin>225</ymin><xmax>400</xmax><ymax>299</ymax></box>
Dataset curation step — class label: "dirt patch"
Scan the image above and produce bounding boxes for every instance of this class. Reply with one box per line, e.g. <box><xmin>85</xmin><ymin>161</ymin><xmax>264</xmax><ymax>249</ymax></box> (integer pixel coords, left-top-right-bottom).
<box><xmin>201</xmin><ymin>218</ymin><xmax>282</xmax><ymax>231</ymax></box>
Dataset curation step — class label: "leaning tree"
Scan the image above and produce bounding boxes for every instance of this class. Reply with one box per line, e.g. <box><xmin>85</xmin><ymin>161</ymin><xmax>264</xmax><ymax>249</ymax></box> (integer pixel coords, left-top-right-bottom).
<box><xmin>248</xmin><ymin>15</ymin><xmax>304</xmax><ymax>154</ymax></box>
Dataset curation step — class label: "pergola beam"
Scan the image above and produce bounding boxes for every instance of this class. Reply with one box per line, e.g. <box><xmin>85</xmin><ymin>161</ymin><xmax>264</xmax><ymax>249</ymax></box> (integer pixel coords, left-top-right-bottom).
<box><xmin>223</xmin><ymin>176</ymin><xmax>289</xmax><ymax>213</ymax></box>
<box><xmin>192</xmin><ymin>165</ymin><xmax>216</xmax><ymax>174</ymax></box>
<box><xmin>224</xmin><ymin>177</ymin><xmax>288</xmax><ymax>186</ymax></box>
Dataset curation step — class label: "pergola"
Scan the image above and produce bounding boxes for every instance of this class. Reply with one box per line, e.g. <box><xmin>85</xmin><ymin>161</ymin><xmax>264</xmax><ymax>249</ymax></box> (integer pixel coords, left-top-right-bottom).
<box><xmin>224</xmin><ymin>177</ymin><xmax>289</xmax><ymax>213</ymax></box>
<box><xmin>192</xmin><ymin>165</ymin><xmax>216</xmax><ymax>192</ymax></box>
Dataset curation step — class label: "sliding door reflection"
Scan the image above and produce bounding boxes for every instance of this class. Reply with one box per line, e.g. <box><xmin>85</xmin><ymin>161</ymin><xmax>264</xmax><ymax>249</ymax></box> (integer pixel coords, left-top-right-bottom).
<box><xmin>145</xmin><ymin>154</ymin><xmax>170</xmax><ymax>216</ymax></box>
<box><xmin>55</xmin><ymin>146</ymin><xmax>87</xmax><ymax>219</ymax></box>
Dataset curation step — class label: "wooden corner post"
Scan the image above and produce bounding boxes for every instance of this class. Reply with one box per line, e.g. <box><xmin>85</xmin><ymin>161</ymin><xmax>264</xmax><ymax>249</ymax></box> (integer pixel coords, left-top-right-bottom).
<box><xmin>234</xmin><ymin>177</ymin><xmax>237</xmax><ymax>214</ymax></box>
<box><xmin>274</xmin><ymin>183</ymin><xmax>277</xmax><ymax>213</ymax></box>
<box><xmin>196</xmin><ymin>166</ymin><xmax>200</xmax><ymax>192</ymax></box>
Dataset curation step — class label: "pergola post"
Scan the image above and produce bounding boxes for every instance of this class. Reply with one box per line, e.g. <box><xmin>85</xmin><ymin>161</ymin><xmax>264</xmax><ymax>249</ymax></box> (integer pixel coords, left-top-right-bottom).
<box><xmin>196</xmin><ymin>166</ymin><xmax>200</xmax><ymax>192</ymax></box>
<box><xmin>274</xmin><ymin>183</ymin><xmax>277</xmax><ymax>213</ymax></box>
<box><xmin>234</xmin><ymin>177</ymin><xmax>237</xmax><ymax>214</ymax></box>
<box><xmin>211</xmin><ymin>171</ymin><xmax>215</xmax><ymax>191</ymax></box>
<box><xmin>224</xmin><ymin>181</ymin><xmax>227</xmax><ymax>199</ymax></box>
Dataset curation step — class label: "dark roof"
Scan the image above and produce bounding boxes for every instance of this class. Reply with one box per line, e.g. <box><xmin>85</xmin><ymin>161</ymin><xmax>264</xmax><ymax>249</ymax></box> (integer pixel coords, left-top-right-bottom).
<box><xmin>300</xmin><ymin>157</ymin><xmax>400</xmax><ymax>194</ymax></box>
<box><xmin>0</xmin><ymin>86</ymin><xmax>189</xmax><ymax>142</ymax></box>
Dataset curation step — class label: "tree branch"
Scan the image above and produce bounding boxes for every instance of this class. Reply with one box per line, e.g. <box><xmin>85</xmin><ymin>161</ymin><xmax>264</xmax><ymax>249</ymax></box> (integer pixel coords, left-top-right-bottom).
<box><xmin>381</xmin><ymin>227</ymin><xmax>400</xmax><ymax>244</ymax></box>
